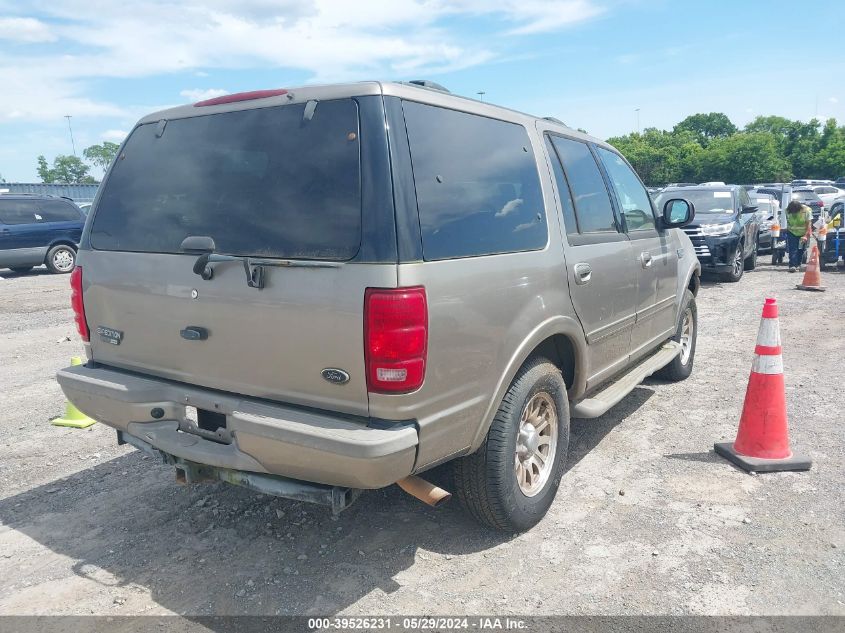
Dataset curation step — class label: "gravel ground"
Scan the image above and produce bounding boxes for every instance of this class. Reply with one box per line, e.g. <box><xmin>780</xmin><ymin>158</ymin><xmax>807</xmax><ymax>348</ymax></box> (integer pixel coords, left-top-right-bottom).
<box><xmin>0</xmin><ymin>262</ymin><xmax>843</xmax><ymax>617</ymax></box>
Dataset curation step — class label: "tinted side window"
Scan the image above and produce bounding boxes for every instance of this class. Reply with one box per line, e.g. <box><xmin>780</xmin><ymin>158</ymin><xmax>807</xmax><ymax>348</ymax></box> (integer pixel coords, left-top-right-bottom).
<box><xmin>550</xmin><ymin>136</ymin><xmax>617</xmax><ymax>233</ymax></box>
<box><xmin>402</xmin><ymin>101</ymin><xmax>547</xmax><ymax>260</ymax></box>
<box><xmin>544</xmin><ymin>137</ymin><xmax>579</xmax><ymax>235</ymax></box>
<box><xmin>739</xmin><ymin>188</ymin><xmax>751</xmax><ymax>209</ymax></box>
<box><xmin>38</xmin><ymin>200</ymin><xmax>82</xmax><ymax>222</ymax></box>
<box><xmin>595</xmin><ymin>147</ymin><xmax>655</xmax><ymax>231</ymax></box>
<box><xmin>0</xmin><ymin>200</ymin><xmax>40</xmax><ymax>225</ymax></box>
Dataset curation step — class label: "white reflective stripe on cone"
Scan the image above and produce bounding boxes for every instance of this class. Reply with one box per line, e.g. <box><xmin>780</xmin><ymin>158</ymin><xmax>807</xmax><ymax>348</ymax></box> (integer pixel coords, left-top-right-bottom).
<box><xmin>756</xmin><ymin>317</ymin><xmax>781</xmax><ymax>348</ymax></box>
<box><xmin>752</xmin><ymin>354</ymin><xmax>784</xmax><ymax>375</ymax></box>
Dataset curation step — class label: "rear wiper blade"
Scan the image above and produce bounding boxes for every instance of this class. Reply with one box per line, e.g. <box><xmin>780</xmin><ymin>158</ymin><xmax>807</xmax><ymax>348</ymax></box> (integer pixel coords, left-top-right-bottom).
<box><xmin>180</xmin><ymin>235</ymin><xmax>341</xmax><ymax>290</ymax></box>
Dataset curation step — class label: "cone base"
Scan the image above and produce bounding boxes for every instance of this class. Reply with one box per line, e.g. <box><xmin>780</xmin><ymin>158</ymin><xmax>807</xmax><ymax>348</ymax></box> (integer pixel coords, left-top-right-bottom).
<box><xmin>714</xmin><ymin>442</ymin><xmax>811</xmax><ymax>473</ymax></box>
<box><xmin>52</xmin><ymin>417</ymin><xmax>96</xmax><ymax>429</ymax></box>
<box><xmin>795</xmin><ymin>284</ymin><xmax>826</xmax><ymax>292</ymax></box>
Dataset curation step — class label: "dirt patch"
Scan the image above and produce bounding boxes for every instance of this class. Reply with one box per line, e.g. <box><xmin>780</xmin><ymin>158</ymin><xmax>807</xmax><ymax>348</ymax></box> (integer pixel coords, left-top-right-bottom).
<box><xmin>0</xmin><ymin>263</ymin><xmax>843</xmax><ymax>616</ymax></box>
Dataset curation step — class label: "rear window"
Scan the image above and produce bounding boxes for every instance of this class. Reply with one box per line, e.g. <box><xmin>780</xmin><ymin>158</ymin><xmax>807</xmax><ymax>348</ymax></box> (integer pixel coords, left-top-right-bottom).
<box><xmin>91</xmin><ymin>99</ymin><xmax>362</xmax><ymax>260</ymax></box>
<box><xmin>402</xmin><ymin>101</ymin><xmax>547</xmax><ymax>260</ymax></box>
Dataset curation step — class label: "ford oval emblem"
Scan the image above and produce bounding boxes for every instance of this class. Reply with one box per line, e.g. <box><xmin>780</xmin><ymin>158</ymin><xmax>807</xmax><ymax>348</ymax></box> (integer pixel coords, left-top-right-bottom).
<box><xmin>321</xmin><ymin>368</ymin><xmax>350</xmax><ymax>385</ymax></box>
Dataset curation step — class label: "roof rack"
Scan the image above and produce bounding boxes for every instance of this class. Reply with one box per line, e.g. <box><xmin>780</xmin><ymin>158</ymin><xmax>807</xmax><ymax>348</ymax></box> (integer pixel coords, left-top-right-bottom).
<box><xmin>405</xmin><ymin>80</ymin><xmax>451</xmax><ymax>93</ymax></box>
<box><xmin>543</xmin><ymin>116</ymin><xmax>567</xmax><ymax>126</ymax></box>
<box><xmin>0</xmin><ymin>192</ymin><xmax>57</xmax><ymax>197</ymax></box>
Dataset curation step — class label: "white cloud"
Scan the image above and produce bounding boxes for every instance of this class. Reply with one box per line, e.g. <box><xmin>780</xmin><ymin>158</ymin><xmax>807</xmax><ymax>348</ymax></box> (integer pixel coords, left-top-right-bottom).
<box><xmin>0</xmin><ymin>67</ymin><xmax>127</xmax><ymax>122</ymax></box>
<box><xmin>500</xmin><ymin>0</ymin><xmax>605</xmax><ymax>35</ymax></box>
<box><xmin>180</xmin><ymin>88</ymin><xmax>229</xmax><ymax>102</ymax></box>
<box><xmin>829</xmin><ymin>96</ymin><xmax>839</xmax><ymax>104</ymax></box>
<box><xmin>101</xmin><ymin>129</ymin><xmax>128</xmax><ymax>142</ymax></box>
<box><xmin>0</xmin><ymin>17</ymin><xmax>56</xmax><ymax>42</ymax></box>
<box><xmin>0</xmin><ymin>0</ymin><xmax>604</xmax><ymax>122</ymax></box>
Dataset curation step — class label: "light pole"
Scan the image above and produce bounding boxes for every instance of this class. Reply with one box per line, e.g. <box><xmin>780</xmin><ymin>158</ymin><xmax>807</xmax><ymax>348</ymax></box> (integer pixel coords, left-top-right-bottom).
<box><xmin>635</xmin><ymin>108</ymin><xmax>641</xmax><ymax>134</ymax></box>
<box><xmin>64</xmin><ymin>115</ymin><xmax>77</xmax><ymax>156</ymax></box>
<box><xmin>477</xmin><ymin>91</ymin><xmax>486</xmax><ymax>102</ymax></box>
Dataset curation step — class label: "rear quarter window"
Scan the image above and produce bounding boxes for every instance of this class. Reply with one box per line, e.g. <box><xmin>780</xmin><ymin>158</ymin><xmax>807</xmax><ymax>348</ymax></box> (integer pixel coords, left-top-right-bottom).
<box><xmin>91</xmin><ymin>99</ymin><xmax>362</xmax><ymax>261</ymax></box>
<box><xmin>0</xmin><ymin>200</ymin><xmax>40</xmax><ymax>225</ymax></box>
<box><xmin>38</xmin><ymin>199</ymin><xmax>82</xmax><ymax>222</ymax></box>
<box><xmin>402</xmin><ymin>101</ymin><xmax>547</xmax><ymax>261</ymax></box>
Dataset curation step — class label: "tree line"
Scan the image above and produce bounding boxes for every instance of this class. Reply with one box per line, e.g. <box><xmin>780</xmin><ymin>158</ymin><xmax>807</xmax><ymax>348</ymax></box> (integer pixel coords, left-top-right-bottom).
<box><xmin>35</xmin><ymin>142</ymin><xmax>120</xmax><ymax>184</ymax></box>
<box><xmin>607</xmin><ymin>112</ymin><xmax>845</xmax><ymax>186</ymax></box>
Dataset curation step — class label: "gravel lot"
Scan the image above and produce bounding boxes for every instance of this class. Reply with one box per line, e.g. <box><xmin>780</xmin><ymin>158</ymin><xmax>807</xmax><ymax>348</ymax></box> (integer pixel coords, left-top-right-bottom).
<box><xmin>0</xmin><ymin>262</ymin><xmax>843</xmax><ymax>617</ymax></box>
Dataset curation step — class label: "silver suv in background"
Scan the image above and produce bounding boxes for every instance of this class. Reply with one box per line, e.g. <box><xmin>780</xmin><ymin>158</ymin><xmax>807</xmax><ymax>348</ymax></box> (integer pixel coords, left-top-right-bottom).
<box><xmin>58</xmin><ymin>81</ymin><xmax>700</xmax><ymax>531</ymax></box>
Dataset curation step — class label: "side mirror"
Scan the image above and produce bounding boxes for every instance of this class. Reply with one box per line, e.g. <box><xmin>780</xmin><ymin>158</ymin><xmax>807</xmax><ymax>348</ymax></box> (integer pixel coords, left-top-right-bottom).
<box><xmin>661</xmin><ymin>198</ymin><xmax>694</xmax><ymax>228</ymax></box>
<box><xmin>742</xmin><ymin>205</ymin><xmax>759</xmax><ymax>214</ymax></box>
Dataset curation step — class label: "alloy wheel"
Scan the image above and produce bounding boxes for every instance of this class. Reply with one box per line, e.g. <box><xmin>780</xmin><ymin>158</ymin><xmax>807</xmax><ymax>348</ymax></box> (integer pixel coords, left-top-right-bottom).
<box><xmin>514</xmin><ymin>392</ymin><xmax>558</xmax><ymax>497</ymax></box>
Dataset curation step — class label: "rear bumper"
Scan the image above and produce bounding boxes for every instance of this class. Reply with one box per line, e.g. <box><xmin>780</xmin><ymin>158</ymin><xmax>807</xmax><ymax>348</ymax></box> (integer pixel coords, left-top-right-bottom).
<box><xmin>56</xmin><ymin>364</ymin><xmax>418</xmax><ymax>489</ymax></box>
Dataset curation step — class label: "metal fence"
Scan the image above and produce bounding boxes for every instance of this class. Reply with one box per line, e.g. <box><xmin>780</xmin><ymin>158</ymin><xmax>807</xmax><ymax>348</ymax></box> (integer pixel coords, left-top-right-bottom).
<box><xmin>0</xmin><ymin>182</ymin><xmax>100</xmax><ymax>204</ymax></box>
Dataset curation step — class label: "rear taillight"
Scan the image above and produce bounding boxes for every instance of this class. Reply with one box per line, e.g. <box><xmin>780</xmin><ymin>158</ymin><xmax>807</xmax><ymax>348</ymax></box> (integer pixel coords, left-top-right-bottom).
<box><xmin>70</xmin><ymin>266</ymin><xmax>89</xmax><ymax>342</ymax></box>
<box><xmin>364</xmin><ymin>287</ymin><xmax>427</xmax><ymax>394</ymax></box>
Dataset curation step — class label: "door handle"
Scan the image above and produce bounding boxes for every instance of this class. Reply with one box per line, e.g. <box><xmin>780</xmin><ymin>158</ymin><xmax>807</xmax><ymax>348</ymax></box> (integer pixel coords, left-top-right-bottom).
<box><xmin>573</xmin><ymin>263</ymin><xmax>592</xmax><ymax>285</ymax></box>
<box><xmin>0</xmin><ymin>228</ymin><xmax>9</xmax><ymax>234</ymax></box>
<box><xmin>640</xmin><ymin>252</ymin><xmax>653</xmax><ymax>268</ymax></box>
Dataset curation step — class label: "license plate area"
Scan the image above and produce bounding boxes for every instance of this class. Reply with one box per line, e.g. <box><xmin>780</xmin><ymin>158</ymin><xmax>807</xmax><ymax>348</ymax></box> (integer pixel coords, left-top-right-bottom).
<box><xmin>180</xmin><ymin>405</ymin><xmax>231</xmax><ymax>444</ymax></box>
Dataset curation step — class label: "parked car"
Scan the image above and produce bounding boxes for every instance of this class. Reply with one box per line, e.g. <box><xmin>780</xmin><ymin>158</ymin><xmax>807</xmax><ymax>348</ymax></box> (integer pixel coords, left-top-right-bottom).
<box><xmin>828</xmin><ymin>191</ymin><xmax>845</xmax><ymax>222</ymax></box>
<box><xmin>56</xmin><ymin>81</ymin><xmax>701</xmax><ymax>532</ymax></box>
<box><xmin>751</xmin><ymin>194</ymin><xmax>782</xmax><ymax>253</ymax></box>
<box><xmin>792</xmin><ymin>179</ymin><xmax>832</xmax><ymax>188</ymax></box>
<box><xmin>0</xmin><ymin>194</ymin><xmax>84</xmax><ymax>273</ymax></box>
<box><xmin>803</xmin><ymin>184</ymin><xmax>844</xmax><ymax>208</ymax></box>
<box><xmin>657</xmin><ymin>185</ymin><xmax>760</xmax><ymax>282</ymax></box>
<box><xmin>791</xmin><ymin>189</ymin><xmax>826</xmax><ymax>220</ymax></box>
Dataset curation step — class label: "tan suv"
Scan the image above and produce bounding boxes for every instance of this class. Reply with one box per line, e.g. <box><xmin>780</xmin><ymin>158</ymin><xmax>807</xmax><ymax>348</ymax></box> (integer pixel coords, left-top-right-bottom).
<box><xmin>58</xmin><ymin>81</ymin><xmax>700</xmax><ymax>531</ymax></box>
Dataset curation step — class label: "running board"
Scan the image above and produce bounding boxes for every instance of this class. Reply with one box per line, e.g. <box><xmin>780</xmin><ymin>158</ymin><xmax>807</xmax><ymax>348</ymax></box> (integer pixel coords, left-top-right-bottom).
<box><xmin>571</xmin><ymin>341</ymin><xmax>682</xmax><ymax>419</ymax></box>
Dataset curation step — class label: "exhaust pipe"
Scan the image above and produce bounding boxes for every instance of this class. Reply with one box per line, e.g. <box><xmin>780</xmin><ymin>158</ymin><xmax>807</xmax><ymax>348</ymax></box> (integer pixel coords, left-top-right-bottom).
<box><xmin>396</xmin><ymin>475</ymin><xmax>452</xmax><ymax>507</ymax></box>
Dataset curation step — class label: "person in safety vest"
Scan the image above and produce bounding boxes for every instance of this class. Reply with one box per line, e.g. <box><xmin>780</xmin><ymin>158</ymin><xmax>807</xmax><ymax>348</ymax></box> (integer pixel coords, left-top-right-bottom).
<box><xmin>784</xmin><ymin>200</ymin><xmax>812</xmax><ymax>272</ymax></box>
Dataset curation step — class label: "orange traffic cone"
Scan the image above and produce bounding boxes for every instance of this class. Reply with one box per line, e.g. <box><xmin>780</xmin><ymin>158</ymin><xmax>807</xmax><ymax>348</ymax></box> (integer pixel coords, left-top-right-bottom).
<box><xmin>796</xmin><ymin>244</ymin><xmax>825</xmax><ymax>291</ymax></box>
<box><xmin>714</xmin><ymin>298</ymin><xmax>811</xmax><ymax>472</ymax></box>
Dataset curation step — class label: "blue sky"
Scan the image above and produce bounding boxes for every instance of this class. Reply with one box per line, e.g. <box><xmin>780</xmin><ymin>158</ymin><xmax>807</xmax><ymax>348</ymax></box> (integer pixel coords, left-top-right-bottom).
<box><xmin>1</xmin><ymin>0</ymin><xmax>842</xmax><ymax>181</ymax></box>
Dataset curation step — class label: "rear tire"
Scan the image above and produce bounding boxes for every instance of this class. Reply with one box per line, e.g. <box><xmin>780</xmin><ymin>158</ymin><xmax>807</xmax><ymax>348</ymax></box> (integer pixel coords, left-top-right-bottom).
<box><xmin>453</xmin><ymin>356</ymin><xmax>569</xmax><ymax>532</ymax></box>
<box><xmin>655</xmin><ymin>290</ymin><xmax>697</xmax><ymax>382</ymax></box>
<box><xmin>45</xmin><ymin>245</ymin><xmax>76</xmax><ymax>274</ymax></box>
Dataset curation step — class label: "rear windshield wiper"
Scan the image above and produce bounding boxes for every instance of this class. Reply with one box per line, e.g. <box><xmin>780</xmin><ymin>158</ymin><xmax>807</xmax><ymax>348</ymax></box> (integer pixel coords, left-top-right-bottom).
<box><xmin>180</xmin><ymin>235</ymin><xmax>340</xmax><ymax>290</ymax></box>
